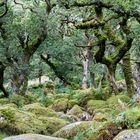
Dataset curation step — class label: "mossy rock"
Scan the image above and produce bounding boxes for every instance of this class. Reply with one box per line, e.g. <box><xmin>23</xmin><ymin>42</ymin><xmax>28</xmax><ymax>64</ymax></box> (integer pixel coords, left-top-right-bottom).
<box><xmin>68</xmin><ymin>99</ymin><xmax>79</xmax><ymax>107</ymax></box>
<box><xmin>86</xmin><ymin>100</ymin><xmax>108</xmax><ymax>114</ymax></box>
<box><xmin>107</xmin><ymin>95</ymin><xmax>130</xmax><ymax>114</ymax></box>
<box><xmin>49</xmin><ymin>98</ymin><xmax>70</xmax><ymax>112</ymax></box>
<box><xmin>87</xmin><ymin>122</ymin><xmax>120</xmax><ymax>140</ymax></box>
<box><xmin>107</xmin><ymin>95</ymin><xmax>130</xmax><ymax>107</ymax></box>
<box><xmin>53</xmin><ymin>121</ymin><xmax>103</xmax><ymax>139</ymax></box>
<box><xmin>0</xmin><ymin>106</ymin><xmax>47</xmax><ymax>134</ymax></box>
<box><xmin>113</xmin><ymin>129</ymin><xmax>140</xmax><ymax>140</ymax></box>
<box><xmin>93</xmin><ymin>113</ymin><xmax>111</xmax><ymax>122</ymax></box>
<box><xmin>3</xmin><ymin>134</ymin><xmax>67</xmax><ymax>140</ymax></box>
<box><xmin>57</xmin><ymin>112</ymin><xmax>79</xmax><ymax>123</ymax></box>
<box><xmin>23</xmin><ymin>103</ymin><xmax>58</xmax><ymax>117</ymax></box>
<box><xmin>67</xmin><ymin>105</ymin><xmax>84</xmax><ymax>117</ymax></box>
<box><xmin>94</xmin><ymin>108</ymin><xmax>113</xmax><ymax>114</ymax></box>
<box><xmin>67</xmin><ymin>105</ymin><xmax>92</xmax><ymax>121</ymax></box>
<box><xmin>38</xmin><ymin>117</ymin><xmax>69</xmax><ymax>134</ymax></box>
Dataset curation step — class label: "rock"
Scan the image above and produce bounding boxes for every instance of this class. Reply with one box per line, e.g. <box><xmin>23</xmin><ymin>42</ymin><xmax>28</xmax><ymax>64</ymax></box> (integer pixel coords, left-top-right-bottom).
<box><xmin>67</xmin><ymin>105</ymin><xmax>92</xmax><ymax>121</ymax></box>
<box><xmin>23</xmin><ymin>103</ymin><xmax>58</xmax><ymax>117</ymax></box>
<box><xmin>0</xmin><ymin>106</ymin><xmax>47</xmax><ymax>134</ymax></box>
<box><xmin>38</xmin><ymin>117</ymin><xmax>69</xmax><ymax>134</ymax></box>
<box><xmin>67</xmin><ymin>105</ymin><xmax>84</xmax><ymax>116</ymax></box>
<box><xmin>93</xmin><ymin>113</ymin><xmax>110</xmax><ymax>122</ymax></box>
<box><xmin>49</xmin><ymin>98</ymin><xmax>69</xmax><ymax>112</ymax></box>
<box><xmin>53</xmin><ymin>121</ymin><xmax>102</xmax><ymax>139</ymax></box>
<box><xmin>113</xmin><ymin>129</ymin><xmax>140</xmax><ymax>140</ymax></box>
<box><xmin>3</xmin><ymin>134</ymin><xmax>67</xmax><ymax>140</ymax></box>
<box><xmin>106</xmin><ymin>95</ymin><xmax>130</xmax><ymax>115</ymax></box>
<box><xmin>86</xmin><ymin>100</ymin><xmax>108</xmax><ymax>114</ymax></box>
<box><xmin>87</xmin><ymin>122</ymin><xmax>120</xmax><ymax>140</ymax></box>
<box><xmin>57</xmin><ymin>112</ymin><xmax>78</xmax><ymax>122</ymax></box>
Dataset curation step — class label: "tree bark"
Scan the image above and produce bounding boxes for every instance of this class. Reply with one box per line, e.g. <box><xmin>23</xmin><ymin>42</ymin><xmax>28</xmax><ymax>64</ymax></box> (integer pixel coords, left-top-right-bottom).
<box><xmin>122</xmin><ymin>51</ymin><xmax>135</xmax><ymax>97</ymax></box>
<box><xmin>82</xmin><ymin>42</ymin><xmax>93</xmax><ymax>89</ymax></box>
<box><xmin>0</xmin><ymin>62</ymin><xmax>8</xmax><ymax>97</ymax></box>
<box><xmin>108</xmin><ymin>65</ymin><xmax>118</xmax><ymax>94</ymax></box>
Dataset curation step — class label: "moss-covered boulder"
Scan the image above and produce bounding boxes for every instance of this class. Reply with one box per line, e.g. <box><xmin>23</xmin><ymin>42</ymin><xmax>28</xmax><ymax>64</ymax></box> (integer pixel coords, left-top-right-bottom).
<box><xmin>86</xmin><ymin>100</ymin><xmax>108</xmax><ymax>114</ymax></box>
<box><xmin>3</xmin><ymin>134</ymin><xmax>67</xmax><ymax>140</ymax></box>
<box><xmin>38</xmin><ymin>117</ymin><xmax>69</xmax><ymax>134</ymax></box>
<box><xmin>107</xmin><ymin>95</ymin><xmax>130</xmax><ymax>109</ymax></box>
<box><xmin>57</xmin><ymin>112</ymin><xmax>78</xmax><ymax>123</ymax></box>
<box><xmin>53</xmin><ymin>121</ymin><xmax>102</xmax><ymax>139</ymax></box>
<box><xmin>67</xmin><ymin>105</ymin><xmax>92</xmax><ymax>121</ymax></box>
<box><xmin>23</xmin><ymin>103</ymin><xmax>58</xmax><ymax>117</ymax></box>
<box><xmin>93</xmin><ymin>113</ymin><xmax>111</xmax><ymax>122</ymax></box>
<box><xmin>0</xmin><ymin>106</ymin><xmax>47</xmax><ymax>134</ymax></box>
<box><xmin>87</xmin><ymin>122</ymin><xmax>120</xmax><ymax>140</ymax></box>
<box><xmin>49</xmin><ymin>98</ymin><xmax>70</xmax><ymax>112</ymax></box>
<box><xmin>113</xmin><ymin>129</ymin><xmax>140</xmax><ymax>140</ymax></box>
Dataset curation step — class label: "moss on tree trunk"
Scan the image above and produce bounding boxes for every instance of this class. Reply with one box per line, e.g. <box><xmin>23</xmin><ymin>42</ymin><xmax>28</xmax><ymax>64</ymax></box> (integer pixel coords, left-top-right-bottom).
<box><xmin>122</xmin><ymin>52</ymin><xmax>135</xmax><ymax>97</ymax></box>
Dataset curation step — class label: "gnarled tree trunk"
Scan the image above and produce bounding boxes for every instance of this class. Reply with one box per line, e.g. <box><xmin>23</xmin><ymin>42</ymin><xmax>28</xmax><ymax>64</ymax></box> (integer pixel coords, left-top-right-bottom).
<box><xmin>108</xmin><ymin>65</ymin><xmax>118</xmax><ymax>94</ymax></box>
<box><xmin>122</xmin><ymin>51</ymin><xmax>135</xmax><ymax>97</ymax></box>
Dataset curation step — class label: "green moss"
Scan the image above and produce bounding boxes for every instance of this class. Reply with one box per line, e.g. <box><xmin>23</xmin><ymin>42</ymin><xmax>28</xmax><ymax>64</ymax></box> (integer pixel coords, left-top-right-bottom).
<box><xmin>39</xmin><ymin>117</ymin><xmax>69</xmax><ymax>134</ymax></box>
<box><xmin>9</xmin><ymin>95</ymin><xmax>25</xmax><ymax>107</ymax></box>
<box><xmin>87</xmin><ymin>122</ymin><xmax>120</xmax><ymax>140</ymax></box>
<box><xmin>107</xmin><ymin>95</ymin><xmax>130</xmax><ymax>113</ymax></box>
<box><xmin>50</xmin><ymin>98</ymin><xmax>69</xmax><ymax>112</ymax></box>
<box><xmin>87</xmin><ymin>100</ymin><xmax>108</xmax><ymax>114</ymax></box>
<box><xmin>0</xmin><ymin>98</ymin><xmax>9</xmax><ymax>105</ymax></box>
<box><xmin>93</xmin><ymin>113</ymin><xmax>111</xmax><ymax>122</ymax></box>
<box><xmin>120</xmin><ymin>107</ymin><xmax>140</xmax><ymax>128</ymax></box>
<box><xmin>24</xmin><ymin>92</ymin><xmax>38</xmax><ymax>104</ymax></box>
<box><xmin>23</xmin><ymin>103</ymin><xmax>58</xmax><ymax>117</ymax></box>
<box><xmin>67</xmin><ymin>105</ymin><xmax>84</xmax><ymax>117</ymax></box>
<box><xmin>0</xmin><ymin>106</ymin><xmax>47</xmax><ymax>135</ymax></box>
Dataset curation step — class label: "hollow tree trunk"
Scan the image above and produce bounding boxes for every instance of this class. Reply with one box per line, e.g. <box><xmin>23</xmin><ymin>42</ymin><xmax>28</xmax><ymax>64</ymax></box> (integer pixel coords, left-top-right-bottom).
<box><xmin>108</xmin><ymin>65</ymin><xmax>118</xmax><ymax>94</ymax></box>
<box><xmin>122</xmin><ymin>52</ymin><xmax>135</xmax><ymax>97</ymax></box>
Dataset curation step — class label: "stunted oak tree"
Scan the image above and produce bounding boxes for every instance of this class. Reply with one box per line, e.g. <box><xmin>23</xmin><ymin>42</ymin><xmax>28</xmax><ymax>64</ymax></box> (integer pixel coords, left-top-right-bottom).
<box><xmin>62</xmin><ymin>0</ymin><xmax>140</xmax><ymax>96</ymax></box>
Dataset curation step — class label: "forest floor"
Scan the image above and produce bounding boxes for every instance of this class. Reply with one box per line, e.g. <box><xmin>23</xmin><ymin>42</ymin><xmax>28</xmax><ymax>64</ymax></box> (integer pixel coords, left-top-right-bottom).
<box><xmin>0</xmin><ymin>85</ymin><xmax>140</xmax><ymax>140</ymax></box>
